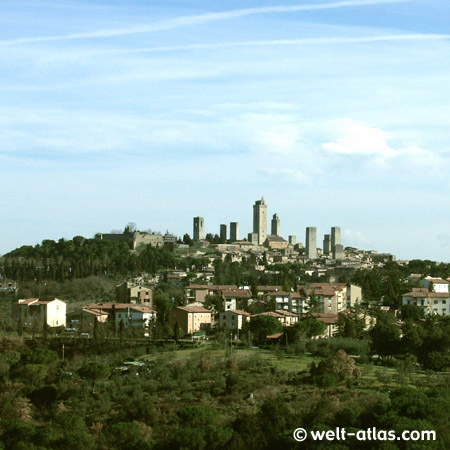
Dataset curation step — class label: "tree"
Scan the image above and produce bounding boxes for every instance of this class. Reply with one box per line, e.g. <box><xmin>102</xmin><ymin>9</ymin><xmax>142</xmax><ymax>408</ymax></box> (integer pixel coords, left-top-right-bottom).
<box><xmin>78</xmin><ymin>362</ymin><xmax>110</xmax><ymax>394</ymax></box>
<box><xmin>370</xmin><ymin>312</ymin><xmax>401</xmax><ymax>358</ymax></box>
<box><xmin>294</xmin><ymin>317</ymin><xmax>327</xmax><ymax>338</ymax></box>
<box><xmin>153</xmin><ymin>291</ymin><xmax>173</xmax><ymax>323</ymax></box>
<box><xmin>336</xmin><ymin>308</ymin><xmax>366</xmax><ymax>339</ymax></box>
<box><xmin>400</xmin><ymin>304</ymin><xmax>425</xmax><ymax>321</ymax></box>
<box><xmin>173</xmin><ymin>321</ymin><xmax>183</xmax><ymax>342</ymax></box>
<box><xmin>124</xmin><ymin>222</ymin><xmax>137</xmax><ymax>234</ymax></box>
<box><xmin>249</xmin><ymin>315</ymin><xmax>283</xmax><ymax>343</ymax></box>
<box><xmin>311</xmin><ymin>349</ymin><xmax>361</xmax><ymax>385</ymax></box>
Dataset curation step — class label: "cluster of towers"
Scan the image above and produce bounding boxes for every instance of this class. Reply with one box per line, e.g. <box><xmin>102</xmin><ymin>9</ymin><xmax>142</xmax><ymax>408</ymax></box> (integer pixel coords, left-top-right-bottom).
<box><xmin>193</xmin><ymin>217</ymin><xmax>239</xmax><ymax>242</ymax></box>
<box><xmin>305</xmin><ymin>226</ymin><xmax>343</xmax><ymax>260</ymax></box>
<box><xmin>193</xmin><ymin>198</ymin><xmax>343</xmax><ymax>259</ymax></box>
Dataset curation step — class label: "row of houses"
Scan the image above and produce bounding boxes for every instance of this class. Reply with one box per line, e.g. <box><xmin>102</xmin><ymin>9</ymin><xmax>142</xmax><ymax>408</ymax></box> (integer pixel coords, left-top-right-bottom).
<box><xmin>184</xmin><ymin>282</ymin><xmax>362</xmax><ymax>315</ymax></box>
<box><xmin>13</xmin><ymin>298</ymin><xmax>157</xmax><ymax>336</ymax></box>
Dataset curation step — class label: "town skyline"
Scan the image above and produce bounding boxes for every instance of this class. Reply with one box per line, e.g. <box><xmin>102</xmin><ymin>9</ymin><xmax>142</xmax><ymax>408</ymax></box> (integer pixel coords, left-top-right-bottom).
<box><xmin>1</xmin><ymin>0</ymin><xmax>449</xmax><ymax>261</ymax></box>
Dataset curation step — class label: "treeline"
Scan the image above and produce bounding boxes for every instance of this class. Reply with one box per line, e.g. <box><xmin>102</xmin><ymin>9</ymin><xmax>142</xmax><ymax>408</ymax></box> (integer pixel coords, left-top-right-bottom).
<box><xmin>1</xmin><ymin>237</ymin><xmax>180</xmax><ymax>282</ymax></box>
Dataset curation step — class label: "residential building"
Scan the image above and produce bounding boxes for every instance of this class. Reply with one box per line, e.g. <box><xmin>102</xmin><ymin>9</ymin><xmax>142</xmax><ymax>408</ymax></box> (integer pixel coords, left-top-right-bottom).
<box><xmin>184</xmin><ymin>284</ymin><xmax>239</xmax><ymax>303</ymax></box>
<box><xmin>299</xmin><ymin>283</ymin><xmax>348</xmax><ymax>315</ymax></box>
<box><xmin>84</xmin><ymin>303</ymin><xmax>157</xmax><ymax>334</ymax></box>
<box><xmin>402</xmin><ymin>288</ymin><xmax>450</xmax><ymax>316</ymax></box>
<box><xmin>312</xmin><ymin>313</ymin><xmax>340</xmax><ymax>337</ymax></box>
<box><xmin>419</xmin><ymin>277</ymin><xmax>450</xmax><ymax>293</ymax></box>
<box><xmin>169</xmin><ymin>306</ymin><xmax>212</xmax><ymax>334</ymax></box>
<box><xmin>219</xmin><ymin>310</ymin><xmax>251</xmax><ymax>331</ymax></box>
<box><xmin>221</xmin><ymin>289</ymin><xmax>252</xmax><ymax>311</ymax></box>
<box><xmin>116</xmin><ymin>282</ymin><xmax>153</xmax><ymax>307</ymax></box>
<box><xmin>67</xmin><ymin>308</ymin><xmax>108</xmax><ymax>334</ymax></box>
<box><xmin>275</xmin><ymin>310</ymin><xmax>299</xmax><ymax>326</ymax></box>
<box><xmin>14</xmin><ymin>298</ymin><xmax>66</xmax><ymax>329</ymax></box>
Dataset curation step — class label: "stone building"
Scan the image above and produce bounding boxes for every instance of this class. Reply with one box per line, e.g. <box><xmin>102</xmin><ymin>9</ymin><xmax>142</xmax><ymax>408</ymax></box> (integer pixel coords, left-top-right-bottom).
<box><xmin>253</xmin><ymin>197</ymin><xmax>267</xmax><ymax>245</ymax></box>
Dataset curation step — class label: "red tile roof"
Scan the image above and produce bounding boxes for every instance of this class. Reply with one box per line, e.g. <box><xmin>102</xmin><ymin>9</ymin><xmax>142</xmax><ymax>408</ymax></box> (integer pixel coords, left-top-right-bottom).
<box><xmin>312</xmin><ymin>313</ymin><xmax>339</xmax><ymax>324</ymax></box>
<box><xmin>228</xmin><ymin>309</ymin><xmax>251</xmax><ymax>316</ymax></box>
<box><xmin>177</xmin><ymin>306</ymin><xmax>211</xmax><ymax>313</ymax></box>
<box><xmin>275</xmin><ymin>310</ymin><xmax>298</xmax><ymax>317</ymax></box>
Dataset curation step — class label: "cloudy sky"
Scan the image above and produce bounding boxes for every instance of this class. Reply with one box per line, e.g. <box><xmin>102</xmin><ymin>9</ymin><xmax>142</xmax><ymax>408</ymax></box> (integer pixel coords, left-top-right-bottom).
<box><xmin>1</xmin><ymin>0</ymin><xmax>449</xmax><ymax>261</ymax></box>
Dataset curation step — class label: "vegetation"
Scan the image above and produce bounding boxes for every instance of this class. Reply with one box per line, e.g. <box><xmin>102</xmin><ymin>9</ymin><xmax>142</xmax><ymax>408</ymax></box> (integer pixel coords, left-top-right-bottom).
<box><xmin>0</xmin><ymin>340</ymin><xmax>449</xmax><ymax>449</ymax></box>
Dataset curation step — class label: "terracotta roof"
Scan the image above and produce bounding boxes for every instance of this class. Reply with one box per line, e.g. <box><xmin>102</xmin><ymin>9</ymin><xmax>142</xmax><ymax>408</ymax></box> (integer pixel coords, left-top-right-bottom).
<box><xmin>267</xmin><ymin>332</ymin><xmax>284</xmax><ymax>339</ymax></box>
<box><xmin>18</xmin><ymin>298</ymin><xmax>39</xmax><ymax>305</ymax></box>
<box><xmin>210</xmin><ymin>285</ymin><xmax>239</xmax><ymax>290</ymax></box>
<box><xmin>177</xmin><ymin>306</ymin><xmax>211</xmax><ymax>313</ymax></box>
<box><xmin>257</xmin><ymin>285</ymin><xmax>283</xmax><ymax>292</ymax></box>
<box><xmin>426</xmin><ymin>278</ymin><xmax>450</xmax><ymax>284</ymax></box>
<box><xmin>404</xmin><ymin>290</ymin><xmax>450</xmax><ymax>299</ymax></box>
<box><xmin>312</xmin><ymin>313</ymin><xmax>339</xmax><ymax>324</ymax></box>
<box><xmin>266</xmin><ymin>290</ymin><xmax>290</xmax><ymax>297</ymax></box>
<box><xmin>252</xmin><ymin>311</ymin><xmax>284</xmax><ymax>318</ymax></box>
<box><xmin>85</xmin><ymin>303</ymin><xmax>155</xmax><ymax>312</ymax></box>
<box><xmin>222</xmin><ymin>290</ymin><xmax>251</xmax><ymax>298</ymax></box>
<box><xmin>82</xmin><ymin>308</ymin><xmax>108</xmax><ymax>317</ymax></box>
<box><xmin>185</xmin><ymin>284</ymin><xmax>209</xmax><ymax>289</ymax></box>
<box><xmin>227</xmin><ymin>309</ymin><xmax>251</xmax><ymax>316</ymax></box>
<box><xmin>275</xmin><ymin>310</ymin><xmax>298</xmax><ymax>317</ymax></box>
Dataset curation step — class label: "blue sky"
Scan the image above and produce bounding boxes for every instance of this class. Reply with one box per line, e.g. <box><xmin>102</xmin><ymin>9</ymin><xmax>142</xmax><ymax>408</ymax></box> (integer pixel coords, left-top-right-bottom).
<box><xmin>1</xmin><ymin>0</ymin><xmax>449</xmax><ymax>261</ymax></box>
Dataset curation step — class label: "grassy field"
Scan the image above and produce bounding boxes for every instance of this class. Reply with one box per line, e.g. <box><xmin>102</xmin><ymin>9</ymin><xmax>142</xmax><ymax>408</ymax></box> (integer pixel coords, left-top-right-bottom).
<box><xmin>138</xmin><ymin>343</ymin><xmax>450</xmax><ymax>393</ymax></box>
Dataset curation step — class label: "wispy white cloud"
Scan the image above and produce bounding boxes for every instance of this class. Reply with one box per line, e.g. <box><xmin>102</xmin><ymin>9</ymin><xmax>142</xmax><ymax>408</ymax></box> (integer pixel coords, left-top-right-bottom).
<box><xmin>0</xmin><ymin>0</ymin><xmax>410</xmax><ymax>46</ymax></box>
<box><xmin>123</xmin><ymin>34</ymin><xmax>450</xmax><ymax>54</ymax></box>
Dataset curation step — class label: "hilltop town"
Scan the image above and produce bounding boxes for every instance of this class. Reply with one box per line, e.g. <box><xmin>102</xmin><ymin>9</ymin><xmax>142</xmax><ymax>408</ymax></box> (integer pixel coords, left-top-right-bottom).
<box><xmin>1</xmin><ymin>198</ymin><xmax>450</xmax><ymax>449</ymax></box>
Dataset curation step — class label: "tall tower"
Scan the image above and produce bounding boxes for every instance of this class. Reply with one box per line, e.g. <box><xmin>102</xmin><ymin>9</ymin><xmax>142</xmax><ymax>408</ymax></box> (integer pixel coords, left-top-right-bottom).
<box><xmin>230</xmin><ymin>222</ymin><xmax>239</xmax><ymax>241</ymax></box>
<box><xmin>323</xmin><ymin>234</ymin><xmax>331</xmax><ymax>255</ymax></box>
<box><xmin>253</xmin><ymin>197</ymin><xmax>267</xmax><ymax>245</ymax></box>
<box><xmin>306</xmin><ymin>227</ymin><xmax>317</xmax><ymax>259</ymax></box>
<box><xmin>220</xmin><ymin>224</ymin><xmax>227</xmax><ymax>242</ymax></box>
<box><xmin>271</xmin><ymin>213</ymin><xmax>280</xmax><ymax>236</ymax></box>
<box><xmin>331</xmin><ymin>226</ymin><xmax>341</xmax><ymax>251</ymax></box>
<box><xmin>193</xmin><ymin>217</ymin><xmax>204</xmax><ymax>240</ymax></box>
